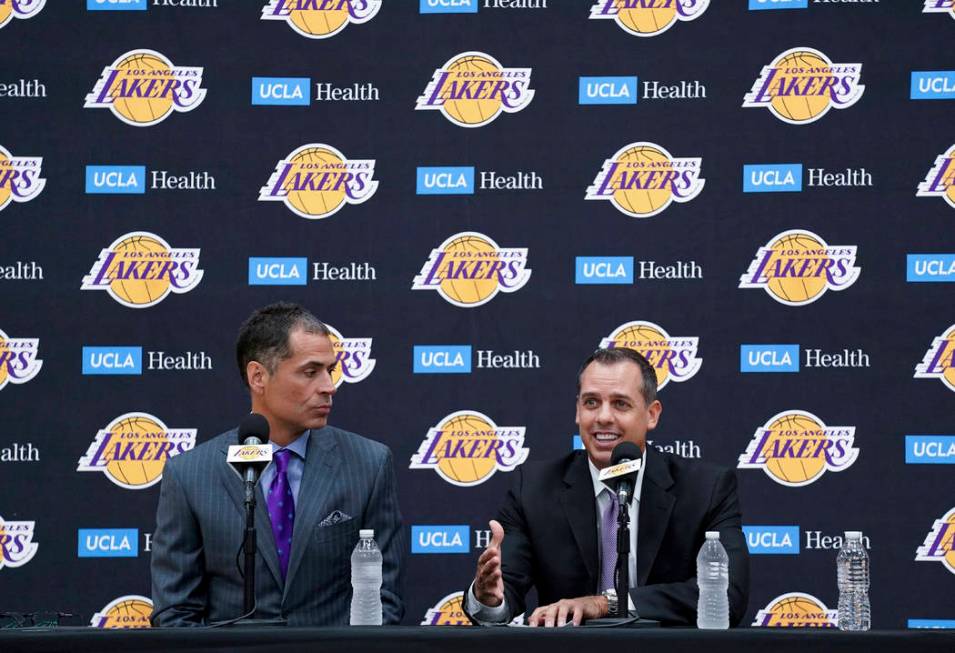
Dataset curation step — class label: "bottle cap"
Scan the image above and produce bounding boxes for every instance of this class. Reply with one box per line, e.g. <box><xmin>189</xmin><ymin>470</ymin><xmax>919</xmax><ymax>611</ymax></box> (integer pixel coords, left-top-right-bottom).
<box><xmin>705</xmin><ymin>531</ymin><xmax>720</xmax><ymax>540</ymax></box>
<box><xmin>360</xmin><ymin>529</ymin><xmax>375</xmax><ymax>539</ymax></box>
<box><xmin>844</xmin><ymin>531</ymin><xmax>863</xmax><ymax>539</ymax></box>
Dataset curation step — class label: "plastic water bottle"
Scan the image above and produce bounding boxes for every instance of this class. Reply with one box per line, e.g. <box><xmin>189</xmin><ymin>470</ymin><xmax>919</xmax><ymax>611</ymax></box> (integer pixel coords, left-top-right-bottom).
<box><xmin>696</xmin><ymin>531</ymin><xmax>730</xmax><ymax>629</ymax></box>
<box><xmin>836</xmin><ymin>531</ymin><xmax>870</xmax><ymax>631</ymax></box>
<box><xmin>349</xmin><ymin>529</ymin><xmax>383</xmax><ymax>625</ymax></box>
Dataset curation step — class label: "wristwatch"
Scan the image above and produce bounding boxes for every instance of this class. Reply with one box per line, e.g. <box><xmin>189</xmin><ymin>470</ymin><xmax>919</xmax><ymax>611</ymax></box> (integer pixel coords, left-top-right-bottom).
<box><xmin>601</xmin><ymin>588</ymin><xmax>618</xmax><ymax>616</ymax></box>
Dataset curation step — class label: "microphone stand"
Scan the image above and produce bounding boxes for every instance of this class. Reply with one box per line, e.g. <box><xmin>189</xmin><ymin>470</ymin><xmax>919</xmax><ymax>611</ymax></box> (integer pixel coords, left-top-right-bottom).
<box><xmin>614</xmin><ymin>489</ymin><xmax>630</xmax><ymax>619</ymax></box>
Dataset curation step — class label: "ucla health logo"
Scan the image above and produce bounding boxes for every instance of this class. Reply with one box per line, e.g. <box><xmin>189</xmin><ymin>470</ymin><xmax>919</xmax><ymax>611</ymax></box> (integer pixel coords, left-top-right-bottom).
<box><xmin>911</xmin><ymin>71</ymin><xmax>955</xmax><ymax>100</ymax></box>
<box><xmin>748</xmin><ymin>0</ymin><xmax>806</xmax><ymax>9</ymax></box>
<box><xmin>0</xmin><ymin>145</ymin><xmax>45</xmax><ymax>211</ymax></box>
<box><xmin>410</xmin><ymin>410</ymin><xmax>528</xmax><ymax>487</ymax></box>
<box><xmin>586</xmin><ymin>142</ymin><xmax>704</xmax><ymax>218</ymax></box>
<box><xmin>916</xmin><ymin>507</ymin><xmax>955</xmax><ymax>575</ymax></box>
<box><xmin>411</xmin><ymin>525</ymin><xmax>469</xmax><ymax>554</ymax></box>
<box><xmin>0</xmin><ymin>0</ymin><xmax>44</xmax><ymax>29</ymax></box>
<box><xmin>906</xmin><ymin>435</ymin><xmax>955</xmax><ymax>464</ymax></box>
<box><xmin>91</xmin><ymin>595</ymin><xmax>152</xmax><ymax>628</ymax></box>
<box><xmin>917</xmin><ymin>145</ymin><xmax>955</xmax><ymax>209</ymax></box>
<box><xmin>752</xmin><ymin>593</ymin><xmax>837</xmax><ymax>627</ymax></box>
<box><xmin>739</xmin><ymin>230</ymin><xmax>859</xmax><ymax>306</ymax></box>
<box><xmin>412</xmin><ymin>232</ymin><xmax>531</xmax><ymax>308</ymax></box>
<box><xmin>77</xmin><ymin>412</ymin><xmax>197</xmax><ymax>490</ymax></box>
<box><xmin>589</xmin><ymin>0</ymin><xmax>709</xmax><ymax>37</ymax></box>
<box><xmin>78</xmin><ymin>528</ymin><xmax>138</xmax><ymax>558</ymax></box>
<box><xmin>82</xmin><ymin>232</ymin><xmax>204</xmax><ymax>308</ymax></box>
<box><xmin>326</xmin><ymin>323</ymin><xmax>375</xmax><ymax>388</ymax></box>
<box><xmin>578</xmin><ymin>76</ymin><xmax>638</xmax><ymax>105</ymax></box>
<box><xmin>422</xmin><ymin>591</ymin><xmax>471</xmax><ymax>626</ymax></box>
<box><xmin>85</xmin><ymin>49</ymin><xmax>206</xmax><ymax>127</ymax></box>
<box><xmin>743</xmin><ymin>164</ymin><xmax>802</xmax><ymax>193</ymax></box>
<box><xmin>738</xmin><ymin>410</ymin><xmax>858</xmax><ymax>487</ymax></box>
<box><xmin>413</xmin><ymin>345</ymin><xmax>472</xmax><ymax>374</ymax></box>
<box><xmin>743</xmin><ymin>48</ymin><xmax>864</xmax><ymax>124</ymax></box>
<box><xmin>924</xmin><ymin>0</ymin><xmax>955</xmax><ymax>19</ymax></box>
<box><xmin>416</xmin><ymin>167</ymin><xmax>475</xmax><ymax>195</ymax></box>
<box><xmin>600</xmin><ymin>321</ymin><xmax>701</xmax><ymax>390</ymax></box>
<box><xmin>0</xmin><ymin>516</ymin><xmax>38</xmax><ymax>569</ymax></box>
<box><xmin>740</xmin><ymin>344</ymin><xmax>799</xmax><ymax>373</ymax></box>
<box><xmin>743</xmin><ymin>526</ymin><xmax>800</xmax><ymax>555</ymax></box>
<box><xmin>252</xmin><ymin>77</ymin><xmax>310</xmax><ymax>106</ymax></box>
<box><xmin>0</xmin><ymin>328</ymin><xmax>42</xmax><ymax>391</ymax></box>
<box><xmin>416</xmin><ymin>52</ymin><xmax>534</xmax><ymax>127</ymax></box>
<box><xmin>576</xmin><ymin>257</ymin><xmax>633</xmax><ymax>284</ymax></box>
<box><xmin>915</xmin><ymin>324</ymin><xmax>955</xmax><ymax>392</ymax></box>
<box><xmin>259</xmin><ymin>143</ymin><xmax>377</xmax><ymax>219</ymax></box>
<box><xmin>907</xmin><ymin>254</ymin><xmax>955</xmax><ymax>282</ymax></box>
<box><xmin>261</xmin><ymin>0</ymin><xmax>381</xmax><ymax>39</ymax></box>
<box><xmin>83</xmin><ymin>346</ymin><xmax>142</xmax><ymax>375</ymax></box>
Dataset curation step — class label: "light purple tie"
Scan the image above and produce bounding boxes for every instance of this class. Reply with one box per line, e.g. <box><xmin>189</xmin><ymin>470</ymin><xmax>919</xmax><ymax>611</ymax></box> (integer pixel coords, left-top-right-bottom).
<box><xmin>599</xmin><ymin>488</ymin><xmax>619</xmax><ymax>592</ymax></box>
<box><xmin>267</xmin><ymin>449</ymin><xmax>295</xmax><ymax>580</ymax></box>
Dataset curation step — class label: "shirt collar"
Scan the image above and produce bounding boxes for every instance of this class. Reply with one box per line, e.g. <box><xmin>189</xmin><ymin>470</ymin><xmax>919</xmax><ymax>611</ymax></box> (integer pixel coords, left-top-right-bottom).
<box><xmin>270</xmin><ymin>430</ymin><xmax>310</xmax><ymax>460</ymax></box>
<box><xmin>587</xmin><ymin>446</ymin><xmax>646</xmax><ymax>503</ymax></box>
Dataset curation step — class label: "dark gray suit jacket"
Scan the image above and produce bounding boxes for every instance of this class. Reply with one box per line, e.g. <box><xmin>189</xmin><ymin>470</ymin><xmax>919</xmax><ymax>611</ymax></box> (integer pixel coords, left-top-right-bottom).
<box><xmin>150</xmin><ymin>425</ymin><xmax>404</xmax><ymax>626</ymax></box>
<box><xmin>467</xmin><ymin>448</ymin><xmax>749</xmax><ymax>626</ymax></box>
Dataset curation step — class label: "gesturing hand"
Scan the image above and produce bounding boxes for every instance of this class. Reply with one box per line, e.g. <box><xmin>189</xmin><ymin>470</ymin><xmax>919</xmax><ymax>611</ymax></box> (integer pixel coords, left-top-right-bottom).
<box><xmin>473</xmin><ymin>519</ymin><xmax>505</xmax><ymax>607</ymax></box>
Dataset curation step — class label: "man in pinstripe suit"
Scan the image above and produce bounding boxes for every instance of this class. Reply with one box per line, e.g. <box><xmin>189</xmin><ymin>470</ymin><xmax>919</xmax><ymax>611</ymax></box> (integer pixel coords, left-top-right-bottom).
<box><xmin>150</xmin><ymin>303</ymin><xmax>404</xmax><ymax>626</ymax></box>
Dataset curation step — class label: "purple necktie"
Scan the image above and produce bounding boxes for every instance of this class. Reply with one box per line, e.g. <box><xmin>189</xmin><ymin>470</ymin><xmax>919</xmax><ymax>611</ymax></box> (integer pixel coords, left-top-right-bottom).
<box><xmin>599</xmin><ymin>488</ymin><xmax>619</xmax><ymax>592</ymax></box>
<box><xmin>267</xmin><ymin>449</ymin><xmax>295</xmax><ymax>580</ymax></box>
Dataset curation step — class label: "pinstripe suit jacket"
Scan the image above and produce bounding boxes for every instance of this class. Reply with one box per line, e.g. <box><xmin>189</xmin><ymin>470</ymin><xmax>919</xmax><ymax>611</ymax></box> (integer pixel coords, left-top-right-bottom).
<box><xmin>150</xmin><ymin>426</ymin><xmax>405</xmax><ymax>626</ymax></box>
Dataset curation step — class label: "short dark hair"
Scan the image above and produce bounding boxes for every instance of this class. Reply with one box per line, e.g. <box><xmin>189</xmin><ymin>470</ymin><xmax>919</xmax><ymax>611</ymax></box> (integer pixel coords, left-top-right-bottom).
<box><xmin>576</xmin><ymin>348</ymin><xmax>658</xmax><ymax>406</ymax></box>
<box><xmin>236</xmin><ymin>302</ymin><xmax>330</xmax><ymax>387</ymax></box>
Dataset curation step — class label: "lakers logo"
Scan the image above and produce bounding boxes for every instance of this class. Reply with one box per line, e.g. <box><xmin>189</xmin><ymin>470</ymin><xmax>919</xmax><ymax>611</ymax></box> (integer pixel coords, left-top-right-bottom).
<box><xmin>416</xmin><ymin>52</ymin><xmax>534</xmax><ymax>128</ymax></box>
<box><xmin>917</xmin><ymin>145</ymin><xmax>955</xmax><ymax>209</ymax></box>
<box><xmin>738</xmin><ymin>411</ymin><xmax>858</xmax><ymax>487</ymax></box>
<box><xmin>743</xmin><ymin>48</ymin><xmax>864</xmax><ymax>125</ymax></box>
<box><xmin>326</xmin><ymin>323</ymin><xmax>375</xmax><ymax>387</ymax></box>
<box><xmin>258</xmin><ymin>143</ymin><xmax>377</xmax><ymax>219</ymax></box>
<box><xmin>410</xmin><ymin>410</ymin><xmax>529</xmax><ymax>487</ymax></box>
<box><xmin>84</xmin><ymin>49</ymin><xmax>206</xmax><ymax>127</ymax></box>
<box><xmin>261</xmin><ymin>0</ymin><xmax>381</xmax><ymax>39</ymax></box>
<box><xmin>421</xmin><ymin>592</ymin><xmax>472</xmax><ymax>626</ymax></box>
<box><xmin>412</xmin><ymin>232</ymin><xmax>532</xmax><ymax>308</ymax></box>
<box><xmin>588</xmin><ymin>0</ymin><xmax>709</xmax><ymax>37</ymax></box>
<box><xmin>924</xmin><ymin>0</ymin><xmax>955</xmax><ymax>19</ymax></box>
<box><xmin>81</xmin><ymin>231</ymin><xmax>204</xmax><ymax>308</ymax></box>
<box><xmin>0</xmin><ymin>145</ymin><xmax>45</xmax><ymax>211</ymax></box>
<box><xmin>586</xmin><ymin>142</ymin><xmax>704</xmax><ymax>218</ymax></box>
<box><xmin>0</xmin><ymin>517</ymin><xmax>38</xmax><ymax>570</ymax></box>
<box><xmin>739</xmin><ymin>230</ymin><xmax>860</xmax><ymax>306</ymax></box>
<box><xmin>916</xmin><ymin>507</ymin><xmax>955</xmax><ymax>575</ymax></box>
<box><xmin>753</xmin><ymin>593</ymin><xmax>837</xmax><ymax>628</ymax></box>
<box><xmin>600</xmin><ymin>321</ymin><xmax>701</xmax><ymax>390</ymax></box>
<box><xmin>915</xmin><ymin>324</ymin><xmax>955</xmax><ymax>392</ymax></box>
<box><xmin>77</xmin><ymin>412</ymin><xmax>197</xmax><ymax>490</ymax></box>
<box><xmin>91</xmin><ymin>596</ymin><xmax>152</xmax><ymax>629</ymax></box>
<box><xmin>0</xmin><ymin>328</ymin><xmax>42</xmax><ymax>391</ymax></box>
<box><xmin>0</xmin><ymin>0</ymin><xmax>44</xmax><ymax>30</ymax></box>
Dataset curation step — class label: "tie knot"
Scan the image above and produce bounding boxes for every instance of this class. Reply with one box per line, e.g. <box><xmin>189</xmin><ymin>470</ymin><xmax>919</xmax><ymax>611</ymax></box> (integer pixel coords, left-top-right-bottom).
<box><xmin>273</xmin><ymin>448</ymin><xmax>292</xmax><ymax>473</ymax></box>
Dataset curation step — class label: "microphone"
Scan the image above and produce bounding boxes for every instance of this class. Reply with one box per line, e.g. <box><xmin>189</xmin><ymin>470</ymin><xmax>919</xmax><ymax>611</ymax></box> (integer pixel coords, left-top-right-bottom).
<box><xmin>598</xmin><ymin>442</ymin><xmax>641</xmax><ymax>506</ymax></box>
<box><xmin>227</xmin><ymin>413</ymin><xmax>272</xmax><ymax>499</ymax></box>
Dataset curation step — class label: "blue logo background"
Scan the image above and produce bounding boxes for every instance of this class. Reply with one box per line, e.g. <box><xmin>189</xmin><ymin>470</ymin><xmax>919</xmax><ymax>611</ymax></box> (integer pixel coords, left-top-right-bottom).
<box><xmin>906</xmin><ymin>254</ymin><xmax>955</xmax><ymax>282</ymax></box>
<box><xmin>910</xmin><ymin>71</ymin><xmax>955</xmax><ymax>100</ymax></box>
<box><xmin>413</xmin><ymin>345</ymin><xmax>472</xmax><ymax>374</ymax></box>
<box><xmin>905</xmin><ymin>435</ymin><xmax>955</xmax><ymax>464</ymax></box>
<box><xmin>416</xmin><ymin>167</ymin><xmax>475</xmax><ymax>195</ymax></box>
<box><xmin>85</xmin><ymin>166</ymin><xmax>146</xmax><ymax>195</ymax></box>
<box><xmin>251</xmin><ymin>77</ymin><xmax>311</xmax><ymax>106</ymax></box>
<box><xmin>411</xmin><ymin>525</ymin><xmax>470</xmax><ymax>553</ymax></box>
<box><xmin>740</xmin><ymin>345</ymin><xmax>800</xmax><ymax>373</ymax></box>
<box><xmin>578</xmin><ymin>77</ymin><xmax>638</xmax><ymax>105</ymax></box>
<box><xmin>575</xmin><ymin>257</ymin><xmax>634</xmax><ymax>285</ymax></box>
<box><xmin>87</xmin><ymin>0</ymin><xmax>147</xmax><ymax>10</ymax></box>
<box><xmin>248</xmin><ymin>258</ymin><xmax>308</xmax><ymax>286</ymax></box>
<box><xmin>748</xmin><ymin>0</ymin><xmax>807</xmax><ymax>9</ymax></box>
<box><xmin>82</xmin><ymin>346</ymin><xmax>143</xmax><ymax>375</ymax></box>
<box><xmin>419</xmin><ymin>0</ymin><xmax>478</xmax><ymax>13</ymax></box>
<box><xmin>77</xmin><ymin>528</ymin><xmax>139</xmax><ymax>557</ymax></box>
<box><xmin>743</xmin><ymin>164</ymin><xmax>803</xmax><ymax>193</ymax></box>
<box><xmin>743</xmin><ymin>526</ymin><xmax>800</xmax><ymax>554</ymax></box>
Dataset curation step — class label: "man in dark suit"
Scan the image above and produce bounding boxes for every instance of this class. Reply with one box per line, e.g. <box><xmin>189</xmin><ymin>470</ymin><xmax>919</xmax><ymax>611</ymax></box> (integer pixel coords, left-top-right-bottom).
<box><xmin>150</xmin><ymin>302</ymin><xmax>404</xmax><ymax>626</ymax></box>
<box><xmin>466</xmin><ymin>347</ymin><xmax>748</xmax><ymax>627</ymax></box>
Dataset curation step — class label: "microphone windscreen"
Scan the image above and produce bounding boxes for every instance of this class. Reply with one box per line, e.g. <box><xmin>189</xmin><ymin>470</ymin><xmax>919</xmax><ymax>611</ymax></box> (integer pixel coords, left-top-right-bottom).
<box><xmin>611</xmin><ymin>442</ymin><xmax>641</xmax><ymax>466</ymax></box>
<box><xmin>238</xmin><ymin>412</ymin><xmax>270</xmax><ymax>444</ymax></box>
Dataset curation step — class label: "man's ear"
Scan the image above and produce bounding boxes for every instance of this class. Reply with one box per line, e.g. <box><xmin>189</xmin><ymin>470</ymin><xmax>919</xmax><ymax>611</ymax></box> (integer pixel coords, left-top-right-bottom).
<box><xmin>247</xmin><ymin>360</ymin><xmax>268</xmax><ymax>395</ymax></box>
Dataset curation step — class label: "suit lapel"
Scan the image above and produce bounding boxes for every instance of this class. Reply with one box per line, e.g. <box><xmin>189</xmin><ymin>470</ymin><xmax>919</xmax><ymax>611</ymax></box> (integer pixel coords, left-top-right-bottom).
<box><xmin>283</xmin><ymin>428</ymin><xmax>341</xmax><ymax>600</ymax></box>
<box><xmin>637</xmin><ymin>448</ymin><xmax>675</xmax><ymax>586</ymax></box>
<box><xmin>216</xmin><ymin>436</ymin><xmax>283</xmax><ymax>589</ymax></box>
<box><xmin>558</xmin><ymin>453</ymin><xmax>599</xmax><ymax>590</ymax></box>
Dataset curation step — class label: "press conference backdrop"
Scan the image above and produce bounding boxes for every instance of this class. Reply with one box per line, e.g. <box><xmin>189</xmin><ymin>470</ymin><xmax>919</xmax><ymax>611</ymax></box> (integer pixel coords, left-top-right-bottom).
<box><xmin>0</xmin><ymin>0</ymin><xmax>954</xmax><ymax>631</ymax></box>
